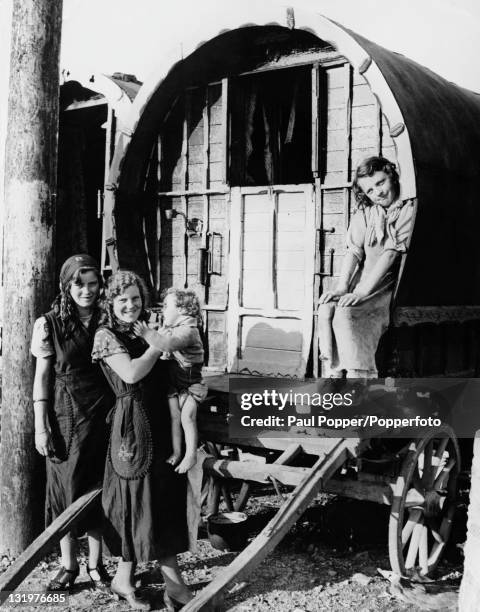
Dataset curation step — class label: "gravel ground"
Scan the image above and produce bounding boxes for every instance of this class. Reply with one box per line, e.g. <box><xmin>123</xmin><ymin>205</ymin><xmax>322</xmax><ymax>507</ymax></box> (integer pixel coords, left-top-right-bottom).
<box><xmin>1</xmin><ymin>494</ymin><xmax>463</xmax><ymax>612</ymax></box>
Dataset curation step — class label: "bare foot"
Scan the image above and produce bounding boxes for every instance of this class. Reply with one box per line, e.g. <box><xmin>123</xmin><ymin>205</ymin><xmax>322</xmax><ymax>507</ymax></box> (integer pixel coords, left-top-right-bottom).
<box><xmin>166</xmin><ymin>453</ymin><xmax>181</xmax><ymax>466</ymax></box>
<box><xmin>174</xmin><ymin>453</ymin><xmax>197</xmax><ymax>473</ymax></box>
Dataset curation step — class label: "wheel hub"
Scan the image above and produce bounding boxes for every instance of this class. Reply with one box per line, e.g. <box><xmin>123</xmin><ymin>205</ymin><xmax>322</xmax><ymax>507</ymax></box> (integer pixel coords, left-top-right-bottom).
<box><xmin>424</xmin><ymin>488</ymin><xmax>446</xmax><ymax>519</ymax></box>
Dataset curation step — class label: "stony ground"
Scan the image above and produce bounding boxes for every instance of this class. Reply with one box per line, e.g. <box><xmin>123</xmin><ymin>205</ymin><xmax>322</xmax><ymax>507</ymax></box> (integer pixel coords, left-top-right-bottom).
<box><xmin>1</xmin><ymin>493</ymin><xmax>464</xmax><ymax>612</ymax></box>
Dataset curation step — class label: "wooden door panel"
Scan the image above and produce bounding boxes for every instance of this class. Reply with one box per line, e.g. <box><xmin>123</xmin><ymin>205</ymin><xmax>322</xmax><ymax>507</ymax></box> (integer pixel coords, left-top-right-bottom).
<box><xmin>228</xmin><ymin>185</ymin><xmax>315</xmax><ymax>378</ymax></box>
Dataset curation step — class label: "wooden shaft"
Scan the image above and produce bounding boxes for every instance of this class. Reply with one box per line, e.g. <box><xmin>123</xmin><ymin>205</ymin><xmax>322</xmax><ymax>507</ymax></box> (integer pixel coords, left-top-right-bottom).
<box><xmin>0</xmin><ymin>488</ymin><xmax>101</xmax><ymax>602</ymax></box>
<box><xmin>183</xmin><ymin>438</ymin><xmax>355</xmax><ymax>611</ymax></box>
<box><xmin>203</xmin><ymin>458</ymin><xmax>310</xmax><ymax>487</ymax></box>
<box><xmin>0</xmin><ymin>0</ymin><xmax>62</xmax><ymax>555</ymax></box>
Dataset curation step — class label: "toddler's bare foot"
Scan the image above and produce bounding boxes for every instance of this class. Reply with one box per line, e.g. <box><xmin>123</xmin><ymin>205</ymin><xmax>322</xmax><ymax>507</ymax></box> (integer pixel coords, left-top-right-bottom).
<box><xmin>174</xmin><ymin>453</ymin><xmax>197</xmax><ymax>473</ymax></box>
<box><xmin>166</xmin><ymin>453</ymin><xmax>181</xmax><ymax>466</ymax></box>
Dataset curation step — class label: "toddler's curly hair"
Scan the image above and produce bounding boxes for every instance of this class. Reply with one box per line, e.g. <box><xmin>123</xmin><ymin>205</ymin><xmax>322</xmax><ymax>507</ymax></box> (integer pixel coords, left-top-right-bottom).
<box><xmin>161</xmin><ymin>287</ymin><xmax>203</xmax><ymax>326</ymax></box>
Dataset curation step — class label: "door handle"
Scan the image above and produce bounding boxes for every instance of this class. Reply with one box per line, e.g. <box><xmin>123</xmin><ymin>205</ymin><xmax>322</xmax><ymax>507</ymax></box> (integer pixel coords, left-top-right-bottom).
<box><xmin>319</xmin><ymin>248</ymin><xmax>335</xmax><ymax>277</ymax></box>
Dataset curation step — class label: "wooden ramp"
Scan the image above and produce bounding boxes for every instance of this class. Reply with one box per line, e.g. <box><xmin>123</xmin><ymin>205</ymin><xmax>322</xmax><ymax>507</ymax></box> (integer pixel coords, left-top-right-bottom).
<box><xmin>184</xmin><ymin>437</ymin><xmax>358</xmax><ymax>612</ymax></box>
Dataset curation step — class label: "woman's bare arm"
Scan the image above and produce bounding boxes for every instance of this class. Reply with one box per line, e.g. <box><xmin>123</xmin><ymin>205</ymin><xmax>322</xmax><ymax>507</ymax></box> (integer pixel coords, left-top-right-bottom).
<box><xmin>32</xmin><ymin>357</ymin><xmax>54</xmax><ymax>455</ymax></box>
<box><xmin>318</xmin><ymin>251</ymin><xmax>358</xmax><ymax>304</ymax></box>
<box><xmin>338</xmin><ymin>250</ymin><xmax>399</xmax><ymax>306</ymax></box>
<box><xmin>104</xmin><ymin>346</ymin><xmax>162</xmax><ymax>384</ymax></box>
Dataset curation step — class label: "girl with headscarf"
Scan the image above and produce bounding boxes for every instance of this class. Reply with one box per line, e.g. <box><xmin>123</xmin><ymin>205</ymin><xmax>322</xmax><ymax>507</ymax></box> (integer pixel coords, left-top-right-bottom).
<box><xmin>31</xmin><ymin>254</ymin><xmax>113</xmax><ymax>592</ymax></box>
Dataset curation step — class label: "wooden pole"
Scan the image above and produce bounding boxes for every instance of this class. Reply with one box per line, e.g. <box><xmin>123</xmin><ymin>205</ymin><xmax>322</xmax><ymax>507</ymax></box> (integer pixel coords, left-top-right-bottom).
<box><xmin>0</xmin><ymin>0</ymin><xmax>62</xmax><ymax>555</ymax></box>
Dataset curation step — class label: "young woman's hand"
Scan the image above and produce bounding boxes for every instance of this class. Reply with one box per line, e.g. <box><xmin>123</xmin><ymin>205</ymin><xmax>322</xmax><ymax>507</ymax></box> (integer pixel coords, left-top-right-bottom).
<box><xmin>318</xmin><ymin>288</ymin><xmax>348</xmax><ymax>304</ymax></box>
<box><xmin>337</xmin><ymin>292</ymin><xmax>363</xmax><ymax>307</ymax></box>
<box><xmin>133</xmin><ymin>321</ymin><xmax>158</xmax><ymax>345</ymax></box>
<box><xmin>35</xmin><ymin>429</ymin><xmax>52</xmax><ymax>456</ymax></box>
<box><xmin>133</xmin><ymin>320</ymin><xmax>148</xmax><ymax>337</ymax></box>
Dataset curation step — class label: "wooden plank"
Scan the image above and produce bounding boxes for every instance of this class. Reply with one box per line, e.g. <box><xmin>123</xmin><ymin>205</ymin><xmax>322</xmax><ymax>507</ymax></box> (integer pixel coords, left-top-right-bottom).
<box><xmin>343</xmin><ymin>63</ymin><xmax>352</xmax><ymax>183</ymax></box>
<box><xmin>155</xmin><ymin>138</ymin><xmax>162</xmax><ymax>297</ymax></box>
<box><xmin>240</xmin><ymin>347</ymin><xmax>302</xmax><ymax>369</ymax></box>
<box><xmin>235</xmin><ymin>443</ymin><xmax>302</xmax><ymax>512</ymax></box>
<box><xmin>240</xmin><ymin>317</ymin><xmax>304</xmax><ymax>351</ymax></box>
<box><xmin>326</xmin><ymin>129</ymin><xmax>346</xmax><ymax>152</ymax></box>
<box><xmin>182</xmin><ymin>439</ymin><xmax>356</xmax><ymax>611</ymax></box>
<box><xmin>181</xmin><ymin>92</ymin><xmax>190</xmax><ymax>288</ymax></box>
<box><xmin>352</xmin><ymin>83</ymin><xmax>376</xmax><ymax>108</ymax></box>
<box><xmin>311</xmin><ymin>64</ymin><xmax>320</xmax><ymax>178</ymax></box>
<box><xmin>220</xmin><ymin>78</ymin><xmax>228</xmax><ymax>185</ymax></box>
<box><xmin>375</xmin><ymin>98</ymin><xmax>382</xmax><ymax>156</ymax></box>
<box><xmin>351</xmin><ymin>105</ymin><xmax>378</xmax><ymax>129</ymax></box>
<box><xmin>0</xmin><ymin>489</ymin><xmax>101</xmax><ymax>602</ymax></box>
<box><xmin>323</xmin><ymin>476</ymin><xmax>393</xmax><ymax>505</ymax></box>
<box><xmin>351</xmin><ymin>125</ymin><xmax>379</xmax><ymax>150</ymax></box>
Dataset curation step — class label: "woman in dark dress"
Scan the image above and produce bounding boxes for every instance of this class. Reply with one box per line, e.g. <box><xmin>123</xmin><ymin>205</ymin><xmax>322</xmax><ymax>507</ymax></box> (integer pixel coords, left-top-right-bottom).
<box><xmin>31</xmin><ymin>254</ymin><xmax>113</xmax><ymax>592</ymax></box>
<box><xmin>92</xmin><ymin>270</ymin><xmax>192</xmax><ymax>611</ymax></box>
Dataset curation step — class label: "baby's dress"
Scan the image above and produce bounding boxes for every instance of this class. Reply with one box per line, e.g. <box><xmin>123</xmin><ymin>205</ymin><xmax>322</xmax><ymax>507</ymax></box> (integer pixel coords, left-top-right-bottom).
<box><xmin>92</xmin><ymin>327</ymin><xmax>188</xmax><ymax>561</ymax></box>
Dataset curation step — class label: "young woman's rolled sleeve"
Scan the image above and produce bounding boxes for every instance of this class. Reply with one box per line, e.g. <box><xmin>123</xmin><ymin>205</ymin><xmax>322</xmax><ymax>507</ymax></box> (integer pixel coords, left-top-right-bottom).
<box><xmin>30</xmin><ymin>316</ymin><xmax>55</xmax><ymax>358</ymax></box>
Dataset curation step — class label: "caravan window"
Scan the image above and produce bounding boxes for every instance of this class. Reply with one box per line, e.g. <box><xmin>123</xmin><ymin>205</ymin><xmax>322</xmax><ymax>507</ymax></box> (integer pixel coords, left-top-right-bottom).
<box><xmin>229</xmin><ymin>67</ymin><xmax>312</xmax><ymax>186</ymax></box>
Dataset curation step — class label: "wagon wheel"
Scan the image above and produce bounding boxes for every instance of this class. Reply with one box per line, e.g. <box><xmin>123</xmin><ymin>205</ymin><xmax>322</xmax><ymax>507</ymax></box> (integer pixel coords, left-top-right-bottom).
<box><xmin>388</xmin><ymin>426</ymin><xmax>460</xmax><ymax>577</ymax></box>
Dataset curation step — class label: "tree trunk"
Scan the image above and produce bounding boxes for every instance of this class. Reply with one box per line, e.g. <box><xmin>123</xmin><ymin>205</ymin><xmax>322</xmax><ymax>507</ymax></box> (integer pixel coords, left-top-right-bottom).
<box><xmin>0</xmin><ymin>0</ymin><xmax>62</xmax><ymax>555</ymax></box>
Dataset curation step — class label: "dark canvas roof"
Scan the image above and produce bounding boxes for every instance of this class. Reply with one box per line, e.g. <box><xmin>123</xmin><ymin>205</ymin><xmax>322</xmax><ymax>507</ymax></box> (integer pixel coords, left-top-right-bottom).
<box><xmin>345</xmin><ymin>26</ymin><xmax>480</xmax><ymax>179</ymax></box>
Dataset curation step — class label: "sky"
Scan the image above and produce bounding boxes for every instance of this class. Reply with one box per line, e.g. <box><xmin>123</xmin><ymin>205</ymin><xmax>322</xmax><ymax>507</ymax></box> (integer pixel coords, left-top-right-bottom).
<box><xmin>60</xmin><ymin>0</ymin><xmax>480</xmax><ymax>92</ymax></box>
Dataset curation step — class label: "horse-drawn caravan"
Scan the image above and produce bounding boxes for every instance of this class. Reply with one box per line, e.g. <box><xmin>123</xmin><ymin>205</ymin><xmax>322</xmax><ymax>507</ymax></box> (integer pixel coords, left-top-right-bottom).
<box><xmin>99</xmin><ymin>7</ymin><xmax>480</xmax><ymax>608</ymax></box>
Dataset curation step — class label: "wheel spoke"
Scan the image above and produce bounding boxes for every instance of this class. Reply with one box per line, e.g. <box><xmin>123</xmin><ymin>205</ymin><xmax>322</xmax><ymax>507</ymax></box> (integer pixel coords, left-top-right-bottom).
<box><xmin>404</xmin><ymin>488</ymin><xmax>425</xmax><ymax>507</ymax></box>
<box><xmin>402</xmin><ymin>508</ymin><xmax>422</xmax><ymax>546</ymax></box>
<box><xmin>411</xmin><ymin>466</ymin><xmax>423</xmax><ymax>491</ymax></box>
<box><xmin>405</xmin><ymin>520</ymin><xmax>423</xmax><ymax>569</ymax></box>
<box><xmin>429</xmin><ymin>521</ymin><xmax>444</xmax><ymax>545</ymax></box>
<box><xmin>439</xmin><ymin>514</ymin><xmax>454</xmax><ymax>541</ymax></box>
<box><xmin>434</xmin><ymin>458</ymin><xmax>456</xmax><ymax>490</ymax></box>
<box><xmin>434</xmin><ymin>437</ymin><xmax>449</xmax><ymax>461</ymax></box>
<box><xmin>428</xmin><ymin>540</ymin><xmax>445</xmax><ymax>566</ymax></box>
<box><xmin>422</xmin><ymin>441</ymin><xmax>435</xmax><ymax>488</ymax></box>
<box><xmin>419</xmin><ymin>524</ymin><xmax>429</xmax><ymax>575</ymax></box>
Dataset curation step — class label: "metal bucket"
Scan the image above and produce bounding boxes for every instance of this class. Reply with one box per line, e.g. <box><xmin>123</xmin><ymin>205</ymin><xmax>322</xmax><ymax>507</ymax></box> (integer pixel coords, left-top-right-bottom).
<box><xmin>207</xmin><ymin>511</ymin><xmax>248</xmax><ymax>551</ymax></box>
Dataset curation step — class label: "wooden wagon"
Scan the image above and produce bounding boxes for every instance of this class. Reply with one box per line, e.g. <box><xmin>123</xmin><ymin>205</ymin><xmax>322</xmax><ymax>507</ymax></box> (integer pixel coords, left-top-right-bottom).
<box><xmin>4</xmin><ymin>7</ymin><xmax>476</xmax><ymax>611</ymax></box>
<box><xmin>94</xmin><ymin>7</ymin><xmax>480</xmax><ymax>609</ymax></box>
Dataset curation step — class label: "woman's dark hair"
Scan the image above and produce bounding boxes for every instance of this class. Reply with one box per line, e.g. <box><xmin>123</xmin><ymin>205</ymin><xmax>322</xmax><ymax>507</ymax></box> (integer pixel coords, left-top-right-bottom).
<box><xmin>352</xmin><ymin>156</ymin><xmax>400</xmax><ymax>209</ymax></box>
<box><xmin>51</xmin><ymin>267</ymin><xmax>102</xmax><ymax>335</ymax></box>
<box><xmin>101</xmin><ymin>270</ymin><xmax>150</xmax><ymax>328</ymax></box>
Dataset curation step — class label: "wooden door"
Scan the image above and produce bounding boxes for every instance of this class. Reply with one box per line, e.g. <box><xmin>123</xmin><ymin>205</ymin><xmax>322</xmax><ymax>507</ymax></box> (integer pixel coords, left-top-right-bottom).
<box><xmin>227</xmin><ymin>184</ymin><xmax>315</xmax><ymax>377</ymax></box>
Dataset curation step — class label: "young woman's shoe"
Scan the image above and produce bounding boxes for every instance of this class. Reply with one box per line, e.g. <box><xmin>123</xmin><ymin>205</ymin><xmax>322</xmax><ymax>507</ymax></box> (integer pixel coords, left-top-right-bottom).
<box><xmin>110</xmin><ymin>583</ymin><xmax>151</xmax><ymax>610</ymax></box>
<box><xmin>45</xmin><ymin>566</ymin><xmax>80</xmax><ymax>593</ymax></box>
<box><xmin>163</xmin><ymin>591</ymin><xmax>190</xmax><ymax>611</ymax></box>
<box><xmin>86</xmin><ymin>564</ymin><xmax>111</xmax><ymax>593</ymax></box>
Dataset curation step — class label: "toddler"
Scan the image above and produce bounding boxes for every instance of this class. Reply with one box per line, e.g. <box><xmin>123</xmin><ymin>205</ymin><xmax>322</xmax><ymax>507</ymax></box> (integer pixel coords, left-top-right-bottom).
<box><xmin>134</xmin><ymin>288</ymin><xmax>207</xmax><ymax>473</ymax></box>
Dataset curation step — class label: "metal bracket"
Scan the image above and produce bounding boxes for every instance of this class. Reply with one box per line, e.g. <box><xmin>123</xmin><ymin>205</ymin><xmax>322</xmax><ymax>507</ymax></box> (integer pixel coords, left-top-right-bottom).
<box><xmin>320</xmin><ymin>248</ymin><xmax>335</xmax><ymax>277</ymax></box>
